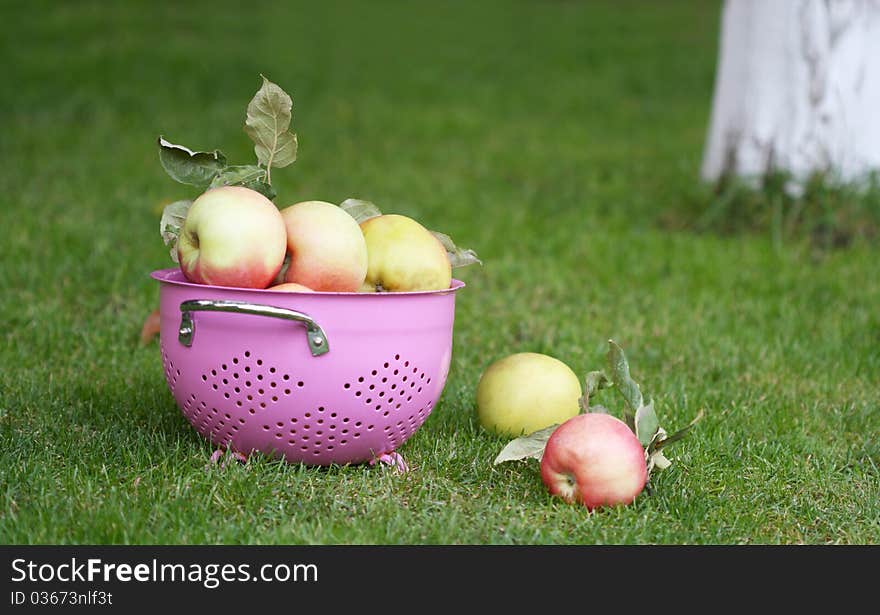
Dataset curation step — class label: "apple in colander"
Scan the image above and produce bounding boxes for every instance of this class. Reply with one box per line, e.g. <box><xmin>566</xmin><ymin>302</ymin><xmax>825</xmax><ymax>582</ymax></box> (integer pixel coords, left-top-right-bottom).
<box><xmin>267</xmin><ymin>282</ymin><xmax>315</xmax><ymax>292</ymax></box>
<box><xmin>359</xmin><ymin>214</ymin><xmax>452</xmax><ymax>292</ymax></box>
<box><xmin>177</xmin><ymin>186</ymin><xmax>287</xmax><ymax>289</ymax></box>
<box><xmin>280</xmin><ymin>200</ymin><xmax>369</xmax><ymax>292</ymax></box>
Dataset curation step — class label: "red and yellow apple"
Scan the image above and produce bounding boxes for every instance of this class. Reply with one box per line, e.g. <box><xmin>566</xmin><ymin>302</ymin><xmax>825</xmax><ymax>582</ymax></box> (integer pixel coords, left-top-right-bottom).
<box><xmin>177</xmin><ymin>186</ymin><xmax>287</xmax><ymax>288</ymax></box>
<box><xmin>359</xmin><ymin>214</ymin><xmax>451</xmax><ymax>292</ymax></box>
<box><xmin>280</xmin><ymin>200</ymin><xmax>368</xmax><ymax>292</ymax></box>
<box><xmin>540</xmin><ymin>413</ymin><xmax>647</xmax><ymax>510</ymax></box>
<box><xmin>267</xmin><ymin>282</ymin><xmax>315</xmax><ymax>292</ymax></box>
<box><xmin>476</xmin><ymin>352</ymin><xmax>582</xmax><ymax>437</ymax></box>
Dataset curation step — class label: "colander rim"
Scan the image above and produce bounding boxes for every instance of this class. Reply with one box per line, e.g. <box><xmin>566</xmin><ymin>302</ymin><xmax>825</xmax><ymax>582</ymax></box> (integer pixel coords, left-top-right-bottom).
<box><xmin>150</xmin><ymin>267</ymin><xmax>466</xmax><ymax>296</ymax></box>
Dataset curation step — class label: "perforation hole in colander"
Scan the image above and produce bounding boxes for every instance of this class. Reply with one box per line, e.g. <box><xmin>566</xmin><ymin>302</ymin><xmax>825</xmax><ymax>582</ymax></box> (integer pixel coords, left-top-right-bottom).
<box><xmin>161</xmin><ymin>349</ymin><xmax>181</xmax><ymax>394</ymax></box>
<box><xmin>185</xmin><ymin>350</ymin><xmax>305</xmax><ymax>448</ymax></box>
<box><xmin>170</xmin><ymin>346</ymin><xmax>442</xmax><ymax>462</ymax></box>
<box><xmin>342</xmin><ymin>354</ymin><xmax>433</xmax><ymax>418</ymax></box>
<box><xmin>260</xmin><ymin>404</ymin><xmax>365</xmax><ymax>459</ymax></box>
<box><xmin>335</xmin><ymin>354</ymin><xmax>437</xmax><ymax>453</ymax></box>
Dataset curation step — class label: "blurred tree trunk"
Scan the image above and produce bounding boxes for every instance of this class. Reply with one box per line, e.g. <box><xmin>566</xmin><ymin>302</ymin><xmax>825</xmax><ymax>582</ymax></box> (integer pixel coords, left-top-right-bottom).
<box><xmin>701</xmin><ymin>0</ymin><xmax>880</xmax><ymax>191</ymax></box>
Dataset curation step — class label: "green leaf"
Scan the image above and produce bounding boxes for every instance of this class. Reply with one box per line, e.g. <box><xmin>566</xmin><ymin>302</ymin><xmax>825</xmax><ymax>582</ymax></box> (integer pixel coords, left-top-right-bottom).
<box><xmin>647</xmin><ymin>449</ymin><xmax>672</xmax><ymax>473</ymax></box>
<box><xmin>652</xmin><ymin>409</ymin><xmax>705</xmax><ymax>451</ymax></box>
<box><xmin>209</xmin><ymin>164</ymin><xmax>267</xmax><ymax>188</ymax></box>
<box><xmin>492</xmin><ymin>425</ymin><xmax>558</xmax><ymax>465</ymax></box>
<box><xmin>579</xmin><ymin>370</ymin><xmax>610</xmax><ymax>412</ymax></box>
<box><xmin>209</xmin><ymin>165</ymin><xmax>276</xmax><ymax>200</ymax></box>
<box><xmin>242</xmin><ymin>180</ymin><xmax>276</xmax><ymax>201</ymax></box>
<box><xmin>251</xmin><ymin>182</ymin><xmax>276</xmax><ymax>200</ymax></box>
<box><xmin>584</xmin><ymin>370</ymin><xmax>610</xmax><ymax>399</ymax></box>
<box><xmin>159</xmin><ymin>199</ymin><xmax>192</xmax><ymax>263</ymax></box>
<box><xmin>430</xmin><ymin>230</ymin><xmax>483</xmax><ymax>269</ymax></box>
<box><xmin>244</xmin><ymin>75</ymin><xmax>298</xmax><ymax>177</ymax></box>
<box><xmin>606</xmin><ymin>339</ymin><xmax>642</xmax><ymax>428</ymax></box>
<box><xmin>339</xmin><ymin>198</ymin><xmax>382</xmax><ymax>224</ymax></box>
<box><xmin>634</xmin><ymin>400</ymin><xmax>660</xmax><ymax>446</ymax></box>
<box><xmin>158</xmin><ymin>136</ymin><xmax>226</xmax><ymax>188</ymax></box>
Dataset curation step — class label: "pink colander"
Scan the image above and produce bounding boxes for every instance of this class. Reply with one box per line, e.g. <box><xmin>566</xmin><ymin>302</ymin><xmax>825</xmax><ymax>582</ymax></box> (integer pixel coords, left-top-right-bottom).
<box><xmin>151</xmin><ymin>268</ymin><xmax>464</xmax><ymax>466</ymax></box>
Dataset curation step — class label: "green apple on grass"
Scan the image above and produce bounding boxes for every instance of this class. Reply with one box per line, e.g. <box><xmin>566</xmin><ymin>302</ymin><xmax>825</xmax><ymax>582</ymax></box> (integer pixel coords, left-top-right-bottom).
<box><xmin>476</xmin><ymin>352</ymin><xmax>582</xmax><ymax>437</ymax></box>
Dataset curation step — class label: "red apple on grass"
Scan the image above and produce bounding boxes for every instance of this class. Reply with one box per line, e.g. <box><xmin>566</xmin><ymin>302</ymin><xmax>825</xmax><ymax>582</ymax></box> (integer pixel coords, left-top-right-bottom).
<box><xmin>280</xmin><ymin>200</ymin><xmax>369</xmax><ymax>292</ymax></box>
<box><xmin>177</xmin><ymin>186</ymin><xmax>287</xmax><ymax>288</ymax></box>
<box><xmin>540</xmin><ymin>413</ymin><xmax>647</xmax><ymax>510</ymax></box>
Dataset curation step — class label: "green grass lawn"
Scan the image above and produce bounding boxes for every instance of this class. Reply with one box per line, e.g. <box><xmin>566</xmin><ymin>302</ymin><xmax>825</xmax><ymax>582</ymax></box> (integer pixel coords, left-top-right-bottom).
<box><xmin>1</xmin><ymin>0</ymin><xmax>878</xmax><ymax>544</ymax></box>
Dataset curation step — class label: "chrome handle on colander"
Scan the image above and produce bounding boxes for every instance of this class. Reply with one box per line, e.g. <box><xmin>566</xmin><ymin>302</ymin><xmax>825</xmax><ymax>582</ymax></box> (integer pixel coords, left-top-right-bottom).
<box><xmin>178</xmin><ymin>299</ymin><xmax>330</xmax><ymax>356</ymax></box>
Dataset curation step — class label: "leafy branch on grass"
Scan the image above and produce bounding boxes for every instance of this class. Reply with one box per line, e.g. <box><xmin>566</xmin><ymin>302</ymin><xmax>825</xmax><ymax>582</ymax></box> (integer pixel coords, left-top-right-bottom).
<box><xmin>600</xmin><ymin>340</ymin><xmax>704</xmax><ymax>475</ymax></box>
<box><xmin>494</xmin><ymin>340</ymin><xmax>703</xmax><ymax>480</ymax></box>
